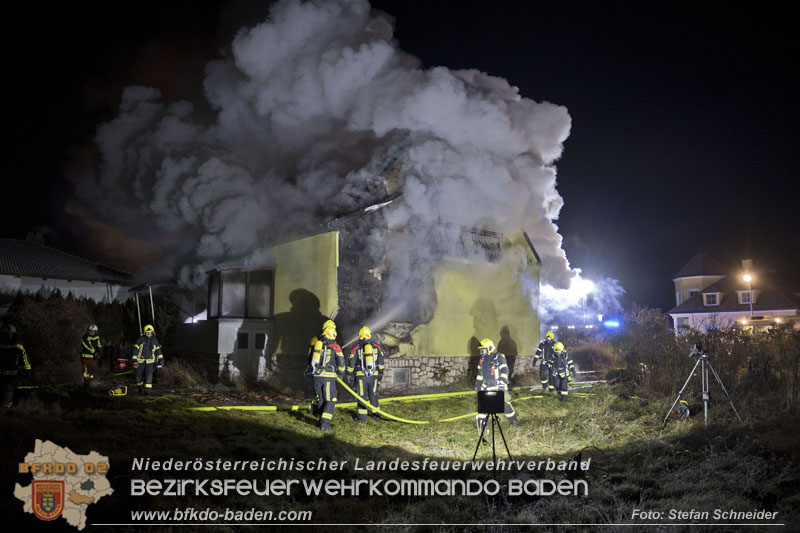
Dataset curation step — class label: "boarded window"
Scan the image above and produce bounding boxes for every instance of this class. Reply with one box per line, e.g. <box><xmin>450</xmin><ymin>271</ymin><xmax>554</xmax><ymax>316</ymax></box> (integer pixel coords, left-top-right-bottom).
<box><xmin>255</xmin><ymin>333</ymin><xmax>266</xmax><ymax>350</ymax></box>
<box><xmin>237</xmin><ymin>332</ymin><xmax>249</xmax><ymax>350</ymax></box>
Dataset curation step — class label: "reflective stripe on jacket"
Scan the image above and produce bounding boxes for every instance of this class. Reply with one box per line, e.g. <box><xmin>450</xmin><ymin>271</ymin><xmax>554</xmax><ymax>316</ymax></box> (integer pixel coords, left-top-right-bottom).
<box><xmin>133</xmin><ymin>336</ymin><xmax>164</xmax><ymax>364</ymax></box>
<box><xmin>1</xmin><ymin>344</ymin><xmax>31</xmax><ymax>376</ymax></box>
<box><xmin>81</xmin><ymin>334</ymin><xmax>102</xmax><ymax>360</ymax></box>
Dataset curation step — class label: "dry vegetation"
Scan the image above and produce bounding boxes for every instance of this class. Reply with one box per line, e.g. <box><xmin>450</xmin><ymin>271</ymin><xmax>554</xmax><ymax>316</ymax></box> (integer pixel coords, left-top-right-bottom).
<box><xmin>2</xmin><ymin>297</ymin><xmax>798</xmax><ymax>530</ymax></box>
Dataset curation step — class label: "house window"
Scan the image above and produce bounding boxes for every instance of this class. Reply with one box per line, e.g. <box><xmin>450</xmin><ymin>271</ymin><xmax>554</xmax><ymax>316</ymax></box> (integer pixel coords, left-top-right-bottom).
<box><xmin>677</xmin><ymin>317</ymin><xmax>690</xmax><ymax>328</ymax></box>
<box><xmin>392</xmin><ymin>368</ymin><xmax>410</xmax><ymax>386</ymax></box>
<box><xmin>222</xmin><ymin>271</ymin><xmax>247</xmax><ymax>317</ymax></box>
<box><xmin>207</xmin><ymin>268</ymin><xmax>274</xmax><ymax>319</ymax></box>
<box><xmin>676</xmin><ymin>291</ymin><xmax>682</xmax><ymax>305</ymax></box>
<box><xmin>703</xmin><ymin>293</ymin><xmax>718</xmax><ymax>306</ymax></box>
<box><xmin>739</xmin><ymin>291</ymin><xmax>752</xmax><ymax>304</ymax></box>
<box><xmin>688</xmin><ymin>289</ymin><xmax>699</xmax><ymax>298</ymax></box>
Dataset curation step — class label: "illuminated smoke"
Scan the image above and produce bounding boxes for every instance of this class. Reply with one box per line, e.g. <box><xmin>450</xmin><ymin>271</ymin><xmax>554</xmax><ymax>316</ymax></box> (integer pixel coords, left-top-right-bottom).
<box><xmin>74</xmin><ymin>0</ymin><xmax>621</xmax><ymax>319</ymax></box>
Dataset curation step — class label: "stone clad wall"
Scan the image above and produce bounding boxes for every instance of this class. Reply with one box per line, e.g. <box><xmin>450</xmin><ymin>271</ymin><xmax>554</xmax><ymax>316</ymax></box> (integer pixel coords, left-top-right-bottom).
<box><xmin>216</xmin><ymin>352</ymin><xmax>537</xmax><ymax>393</ymax></box>
<box><xmin>383</xmin><ymin>355</ymin><xmax>536</xmax><ymax>390</ymax></box>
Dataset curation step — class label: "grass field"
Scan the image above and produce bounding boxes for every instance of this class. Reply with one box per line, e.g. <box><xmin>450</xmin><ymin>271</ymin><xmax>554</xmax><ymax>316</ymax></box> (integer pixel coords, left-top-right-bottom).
<box><xmin>3</xmin><ymin>378</ymin><xmax>798</xmax><ymax>532</ymax></box>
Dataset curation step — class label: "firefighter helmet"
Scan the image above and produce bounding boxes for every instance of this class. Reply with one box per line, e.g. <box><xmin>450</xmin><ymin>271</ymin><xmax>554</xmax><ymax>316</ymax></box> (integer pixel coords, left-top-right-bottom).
<box><xmin>143</xmin><ymin>324</ymin><xmax>155</xmax><ymax>333</ymax></box>
<box><xmin>545</xmin><ymin>331</ymin><xmax>555</xmax><ymax>341</ymax></box>
<box><xmin>478</xmin><ymin>338</ymin><xmax>495</xmax><ymax>355</ymax></box>
<box><xmin>322</xmin><ymin>319</ymin><xmax>336</xmax><ymax>332</ymax></box>
<box><xmin>1</xmin><ymin>323</ymin><xmax>17</xmax><ymax>334</ymax></box>
<box><xmin>553</xmin><ymin>342</ymin><xmax>565</xmax><ymax>353</ymax></box>
<box><xmin>358</xmin><ymin>326</ymin><xmax>372</xmax><ymax>340</ymax></box>
<box><xmin>675</xmin><ymin>400</ymin><xmax>690</xmax><ymax>419</ymax></box>
<box><xmin>88</xmin><ymin>324</ymin><xmax>98</xmax><ymax>332</ymax></box>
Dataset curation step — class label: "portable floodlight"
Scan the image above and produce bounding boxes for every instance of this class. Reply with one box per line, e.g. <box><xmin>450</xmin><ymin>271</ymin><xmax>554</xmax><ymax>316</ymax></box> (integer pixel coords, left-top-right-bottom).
<box><xmin>477</xmin><ymin>390</ymin><xmax>505</xmax><ymax>414</ymax></box>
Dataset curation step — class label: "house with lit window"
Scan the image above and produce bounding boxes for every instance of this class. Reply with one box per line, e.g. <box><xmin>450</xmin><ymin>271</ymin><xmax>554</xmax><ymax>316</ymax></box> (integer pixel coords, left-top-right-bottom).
<box><xmin>668</xmin><ymin>251</ymin><xmax>800</xmax><ymax>333</ymax></box>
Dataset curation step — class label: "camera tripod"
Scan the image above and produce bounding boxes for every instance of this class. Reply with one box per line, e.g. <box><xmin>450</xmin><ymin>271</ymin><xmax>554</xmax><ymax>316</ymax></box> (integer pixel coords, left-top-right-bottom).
<box><xmin>472</xmin><ymin>413</ymin><xmax>513</xmax><ymax>462</ymax></box>
<box><xmin>664</xmin><ymin>352</ymin><xmax>743</xmax><ymax>428</ymax></box>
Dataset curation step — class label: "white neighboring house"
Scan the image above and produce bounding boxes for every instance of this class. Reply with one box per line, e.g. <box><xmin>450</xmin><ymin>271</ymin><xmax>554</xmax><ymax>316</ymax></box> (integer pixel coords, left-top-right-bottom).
<box><xmin>0</xmin><ymin>237</ymin><xmax>133</xmax><ymax>314</ymax></box>
<box><xmin>669</xmin><ymin>251</ymin><xmax>800</xmax><ymax>333</ymax></box>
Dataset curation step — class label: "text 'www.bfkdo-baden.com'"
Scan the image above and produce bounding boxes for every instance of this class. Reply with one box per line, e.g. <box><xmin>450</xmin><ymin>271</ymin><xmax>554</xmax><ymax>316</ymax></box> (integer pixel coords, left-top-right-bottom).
<box><xmin>128</xmin><ymin>507</ymin><xmax>313</xmax><ymax>524</ymax></box>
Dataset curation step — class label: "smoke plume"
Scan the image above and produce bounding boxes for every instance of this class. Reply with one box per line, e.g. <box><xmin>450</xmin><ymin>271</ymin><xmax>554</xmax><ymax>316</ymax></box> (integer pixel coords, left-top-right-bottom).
<box><xmin>74</xmin><ymin>0</ymin><xmax>621</xmax><ymax>319</ymax></box>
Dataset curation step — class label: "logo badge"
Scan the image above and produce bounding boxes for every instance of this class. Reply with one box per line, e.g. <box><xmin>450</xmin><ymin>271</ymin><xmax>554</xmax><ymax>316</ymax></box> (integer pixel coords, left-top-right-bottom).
<box><xmin>32</xmin><ymin>480</ymin><xmax>65</xmax><ymax>521</ymax></box>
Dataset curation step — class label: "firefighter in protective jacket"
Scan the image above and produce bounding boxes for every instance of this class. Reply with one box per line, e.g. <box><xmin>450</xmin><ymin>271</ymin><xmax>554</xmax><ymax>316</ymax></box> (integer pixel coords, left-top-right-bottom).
<box><xmin>309</xmin><ymin>327</ymin><xmax>345</xmax><ymax>430</ymax></box>
<box><xmin>552</xmin><ymin>342</ymin><xmax>576</xmax><ymax>402</ymax></box>
<box><xmin>347</xmin><ymin>326</ymin><xmax>385</xmax><ymax>422</ymax></box>
<box><xmin>475</xmin><ymin>338</ymin><xmax>517</xmax><ymax>429</ymax></box>
<box><xmin>80</xmin><ymin>324</ymin><xmax>102</xmax><ymax>390</ymax></box>
<box><xmin>533</xmin><ymin>331</ymin><xmax>556</xmax><ymax>392</ymax></box>
<box><xmin>307</xmin><ymin>320</ymin><xmax>337</xmax><ymax>412</ymax></box>
<box><xmin>132</xmin><ymin>324</ymin><xmax>164</xmax><ymax>395</ymax></box>
<box><xmin>1</xmin><ymin>323</ymin><xmax>31</xmax><ymax>407</ymax></box>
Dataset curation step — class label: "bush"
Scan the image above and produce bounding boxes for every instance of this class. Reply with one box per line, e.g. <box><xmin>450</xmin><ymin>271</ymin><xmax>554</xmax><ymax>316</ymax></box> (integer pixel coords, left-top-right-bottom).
<box><xmin>569</xmin><ymin>341</ymin><xmax>616</xmax><ymax>371</ymax></box>
<box><xmin>6</xmin><ymin>292</ymin><xmax>91</xmax><ymax>385</ymax></box>
<box><xmin>608</xmin><ymin>305</ymin><xmax>800</xmax><ymax>412</ymax></box>
<box><xmin>158</xmin><ymin>358</ymin><xmax>209</xmax><ymax>388</ymax></box>
<box><xmin>5</xmin><ymin>292</ymin><xmax>179</xmax><ymax>386</ymax></box>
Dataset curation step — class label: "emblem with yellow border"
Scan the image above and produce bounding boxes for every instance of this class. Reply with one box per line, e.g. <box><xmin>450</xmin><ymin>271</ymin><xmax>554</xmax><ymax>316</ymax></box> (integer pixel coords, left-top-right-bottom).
<box><xmin>32</xmin><ymin>480</ymin><xmax>65</xmax><ymax>521</ymax></box>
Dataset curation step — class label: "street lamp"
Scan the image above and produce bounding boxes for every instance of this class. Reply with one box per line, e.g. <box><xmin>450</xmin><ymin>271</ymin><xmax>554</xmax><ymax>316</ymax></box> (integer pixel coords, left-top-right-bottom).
<box><xmin>743</xmin><ymin>274</ymin><xmax>753</xmax><ymax>318</ymax></box>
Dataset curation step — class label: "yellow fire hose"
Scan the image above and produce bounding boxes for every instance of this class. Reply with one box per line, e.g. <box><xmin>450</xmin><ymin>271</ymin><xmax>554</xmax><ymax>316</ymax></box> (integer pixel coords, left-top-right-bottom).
<box><xmin>185</xmin><ymin>378</ymin><xmax>595</xmax><ymax>424</ymax></box>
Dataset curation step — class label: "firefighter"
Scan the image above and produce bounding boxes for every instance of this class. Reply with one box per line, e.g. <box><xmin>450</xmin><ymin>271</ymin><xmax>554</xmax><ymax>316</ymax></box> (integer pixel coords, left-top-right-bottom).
<box><xmin>80</xmin><ymin>324</ymin><xmax>102</xmax><ymax>390</ymax></box>
<box><xmin>309</xmin><ymin>327</ymin><xmax>345</xmax><ymax>430</ymax></box>
<box><xmin>347</xmin><ymin>326</ymin><xmax>385</xmax><ymax>422</ymax></box>
<box><xmin>552</xmin><ymin>342</ymin><xmax>576</xmax><ymax>402</ymax></box>
<box><xmin>132</xmin><ymin>324</ymin><xmax>164</xmax><ymax>395</ymax></box>
<box><xmin>307</xmin><ymin>320</ymin><xmax>337</xmax><ymax>414</ymax></box>
<box><xmin>533</xmin><ymin>331</ymin><xmax>556</xmax><ymax>392</ymax></box>
<box><xmin>475</xmin><ymin>338</ymin><xmax>517</xmax><ymax>430</ymax></box>
<box><xmin>0</xmin><ymin>323</ymin><xmax>31</xmax><ymax>407</ymax></box>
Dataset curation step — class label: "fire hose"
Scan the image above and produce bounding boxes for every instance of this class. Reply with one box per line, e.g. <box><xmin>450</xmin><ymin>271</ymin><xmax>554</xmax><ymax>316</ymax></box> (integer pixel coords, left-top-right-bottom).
<box><xmin>185</xmin><ymin>377</ymin><xmax>598</xmax><ymax>424</ymax></box>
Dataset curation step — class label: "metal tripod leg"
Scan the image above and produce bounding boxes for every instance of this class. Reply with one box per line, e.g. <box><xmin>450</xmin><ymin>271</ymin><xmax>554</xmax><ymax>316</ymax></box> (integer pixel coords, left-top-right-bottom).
<box><xmin>664</xmin><ymin>356</ymin><xmax>703</xmax><ymax>426</ymax></box>
<box><xmin>702</xmin><ymin>358</ymin><xmax>709</xmax><ymax>427</ymax></box>
<box><xmin>492</xmin><ymin>414</ymin><xmax>514</xmax><ymax>462</ymax></box>
<box><xmin>472</xmin><ymin>414</ymin><xmax>514</xmax><ymax>461</ymax></box>
<box><xmin>472</xmin><ymin>417</ymin><xmax>490</xmax><ymax>461</ymax></box>
<box><xmin>706</xmin><ymin>359</ymin><xmax>743</xmax><ymax>423</ymax></box>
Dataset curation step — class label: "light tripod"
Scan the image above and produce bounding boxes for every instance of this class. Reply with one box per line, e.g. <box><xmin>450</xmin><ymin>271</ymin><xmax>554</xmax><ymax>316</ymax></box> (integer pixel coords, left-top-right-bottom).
<box><xmin>664</xmin><ymin>344</ymin><xmax>743</xmax><ymax>428</ymax></box>
<box><xmin>472</xmin><ymin>390</ymin><xmax>513</xmax><ymax>461</ymax></box>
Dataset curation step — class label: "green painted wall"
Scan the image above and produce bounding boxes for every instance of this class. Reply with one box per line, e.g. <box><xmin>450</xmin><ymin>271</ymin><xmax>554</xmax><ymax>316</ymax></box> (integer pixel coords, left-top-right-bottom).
<box><xmin>399</xmin><ymin>232</ymin><xmax>540</xmax><ymax>357</ymax></box>
<box><xmin>269</xmin><ymin>229</ymin><xmax>540</xmax><ymax>360</ymax></box>
<box><xmin>272</xmin><ymin>232</ymin><xmax>339</xmax><ymax>355</ymax></box>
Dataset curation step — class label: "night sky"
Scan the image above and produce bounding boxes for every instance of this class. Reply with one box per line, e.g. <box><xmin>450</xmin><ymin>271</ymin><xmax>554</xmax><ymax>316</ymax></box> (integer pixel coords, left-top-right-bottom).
<box><xmin>5</xmin><ymin>0</ymin><xmax>798</xmax><ymax>312</ymax></box>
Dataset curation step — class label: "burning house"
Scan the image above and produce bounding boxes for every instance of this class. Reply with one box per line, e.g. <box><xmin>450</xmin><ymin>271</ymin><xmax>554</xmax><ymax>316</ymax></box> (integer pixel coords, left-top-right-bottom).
<box><xmin>86</xmin><ymin>0</ymin><xmax>585</xmax><ymax>391</ymax></box>
<box><xmin>177</xmin><ymin>173</ymin><xmax>542</xmax><ymax>390</ymax></box>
